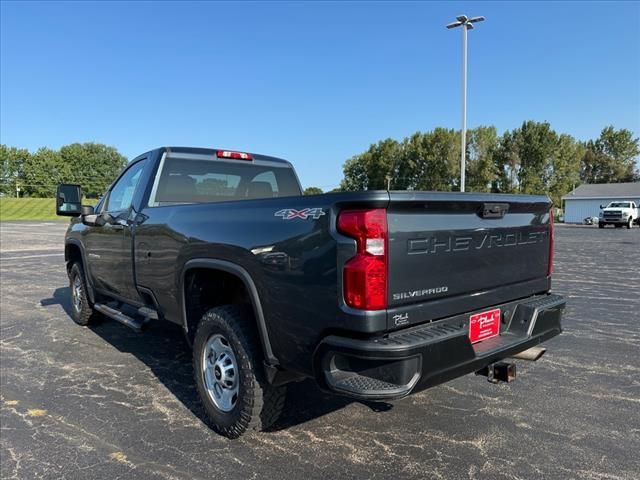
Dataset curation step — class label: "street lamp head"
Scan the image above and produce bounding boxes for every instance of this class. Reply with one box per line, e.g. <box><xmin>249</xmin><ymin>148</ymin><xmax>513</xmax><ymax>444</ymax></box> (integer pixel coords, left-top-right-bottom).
<box><xmin>447</xmin><ymin>15</ymin><xmax>484</xmax><ymax>30</ymax></box>
<box><xmin>447</xmin><ymin>15</ymin><xmax>484</xmax><ymax>29</ymax></box>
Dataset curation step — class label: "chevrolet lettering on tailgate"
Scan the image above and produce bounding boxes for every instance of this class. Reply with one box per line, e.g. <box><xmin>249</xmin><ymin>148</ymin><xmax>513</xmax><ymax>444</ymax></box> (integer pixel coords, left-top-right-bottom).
<box><xmin>408</xmin><ymin>230</ymin><xmax>547</xmax><ymax>255</ymax></box>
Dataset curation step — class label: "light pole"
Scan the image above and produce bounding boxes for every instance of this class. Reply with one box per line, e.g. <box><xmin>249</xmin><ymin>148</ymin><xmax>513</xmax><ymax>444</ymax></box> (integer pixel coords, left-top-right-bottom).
<box><xmin>447</xmin><ymin>14</ymin><xmax>484</xmax><ymax>192</ymax></box>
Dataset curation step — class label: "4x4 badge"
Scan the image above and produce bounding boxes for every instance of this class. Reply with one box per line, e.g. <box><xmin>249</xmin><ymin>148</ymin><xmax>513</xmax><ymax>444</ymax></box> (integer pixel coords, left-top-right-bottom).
<box><xmin>275</xmin><ymin>208</ymin><xmax>326</xmax><ymax>220</ymax></box>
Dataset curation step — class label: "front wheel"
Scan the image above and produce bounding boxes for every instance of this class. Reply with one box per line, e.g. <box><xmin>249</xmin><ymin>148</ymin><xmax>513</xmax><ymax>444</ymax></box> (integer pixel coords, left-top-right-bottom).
<box><xmin>598</xmin><ymin>223</ymin><xmax>604</xmax><ymax>229</ymax></box>
<box><xmin>193</xmin><ymin>305</ymin><xmax>286</xmax><ymax>439</ymax></box>
<box><xmin>68</xmin><ymin>262</ymin><xmax>100</xmax><ymax>326</ymax></box>
<box><xmin>627</xmin><ymin>218</ymin><xmax>633</xmax><ymax>229</ymax></box>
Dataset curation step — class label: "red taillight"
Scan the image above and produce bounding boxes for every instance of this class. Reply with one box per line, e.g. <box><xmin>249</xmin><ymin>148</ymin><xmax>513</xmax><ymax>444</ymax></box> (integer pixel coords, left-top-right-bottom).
<box><xmin>337</xmin><ymin>209</ymin><xmax>388</xmax><ymax>310</ymax></box>
<box><xmin>216</xmin><ymin>150</ymin><xmax>253</xmax><ymax>160</ymax></box>
<box><xmin>548</xmin><ymin>209</ymin><xmax>554</xmax><ymax>275</ymax></box>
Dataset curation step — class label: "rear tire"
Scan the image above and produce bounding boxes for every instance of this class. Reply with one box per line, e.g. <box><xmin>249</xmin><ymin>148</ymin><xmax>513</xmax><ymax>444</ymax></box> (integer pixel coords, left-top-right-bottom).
<box><xmin>193</xmin><ymin>305</ymin><xmax>286</xmax><ymax>439</ymax></box>
<box><xmin>68</xmin><ymin>262</ymin><xmax>100</xmax><ymax>326</ymax></box>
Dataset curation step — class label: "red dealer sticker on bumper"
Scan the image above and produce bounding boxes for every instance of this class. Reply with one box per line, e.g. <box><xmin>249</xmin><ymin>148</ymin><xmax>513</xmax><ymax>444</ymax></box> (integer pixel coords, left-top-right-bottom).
<box><xmin>469</xmin><ymin>308</ymin><xmax>501</xmax><ymax>344</ymax></box>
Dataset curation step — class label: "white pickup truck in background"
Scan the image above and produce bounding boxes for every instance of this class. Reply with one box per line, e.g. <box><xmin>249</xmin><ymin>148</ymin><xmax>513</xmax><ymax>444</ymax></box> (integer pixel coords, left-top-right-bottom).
<box><xmin>598</xmin><ymin>201</ymin><xmax>640</xmax><ymax>228</ymax></box>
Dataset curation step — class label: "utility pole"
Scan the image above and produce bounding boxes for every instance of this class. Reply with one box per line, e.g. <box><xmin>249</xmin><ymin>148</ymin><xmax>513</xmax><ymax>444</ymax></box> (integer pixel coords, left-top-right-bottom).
<box><xmin>447</xmin><ymin>14</ymin><xmax>485</xmax><ymax>192</ymax></box>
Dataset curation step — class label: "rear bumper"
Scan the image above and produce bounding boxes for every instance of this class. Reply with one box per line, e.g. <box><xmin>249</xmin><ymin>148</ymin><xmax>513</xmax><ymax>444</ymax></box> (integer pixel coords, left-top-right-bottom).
<box><xmin>314</xmin><ymin>294</ymin><xmax>565</xmax><ymax>400</ymax></box>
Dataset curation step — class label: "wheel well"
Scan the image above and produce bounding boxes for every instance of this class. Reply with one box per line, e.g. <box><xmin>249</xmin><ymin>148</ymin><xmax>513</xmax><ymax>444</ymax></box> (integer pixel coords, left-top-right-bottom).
<box><xmin>65</xmin><ymin>244</ymin><xmax>82</xmax><ymax>272</ymax></box>
<box><xmin>183</xmin><ymin>268</ymin><xmax>252</xmax><ymax>343</ymax></box>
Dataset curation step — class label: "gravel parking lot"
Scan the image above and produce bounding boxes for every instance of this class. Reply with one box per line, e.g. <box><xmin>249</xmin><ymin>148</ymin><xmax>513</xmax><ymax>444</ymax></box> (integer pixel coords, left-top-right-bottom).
<box><xmin>1</xmin><ymin>221</ymin><xmax>639</xmax><ymax>480</ymax></box>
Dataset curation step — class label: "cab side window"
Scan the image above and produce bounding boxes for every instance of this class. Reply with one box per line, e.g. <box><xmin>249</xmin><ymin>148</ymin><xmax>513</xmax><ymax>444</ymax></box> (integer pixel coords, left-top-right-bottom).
<box><xmin>106</xmin><ymin>160</ymin><xmax>147</xmax><ymax>212</ymax></box>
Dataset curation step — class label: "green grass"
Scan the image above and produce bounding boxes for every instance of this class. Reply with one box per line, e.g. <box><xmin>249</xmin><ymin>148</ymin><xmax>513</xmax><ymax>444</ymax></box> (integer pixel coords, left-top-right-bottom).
<box><xmin>0</xmin><ymin>198</ymin><xmax>62</xmax><ymax>221</ymax></box>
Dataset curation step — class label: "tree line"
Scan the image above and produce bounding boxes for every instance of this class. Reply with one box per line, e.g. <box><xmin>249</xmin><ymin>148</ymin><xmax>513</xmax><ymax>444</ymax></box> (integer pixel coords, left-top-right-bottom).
<box><xmin>0</xmin><ymin>143</ymin><xmax>128</xmax><ymax>198</ymax></box>
<box><xmin>3</xmin><ymin>125</ymin><xmax>638</xmax><ymax>206</ymax></box>
<box><xmin>336</xmin><ymin>122</ymin><xmax>639</xmax><ymax>206</ymax></box>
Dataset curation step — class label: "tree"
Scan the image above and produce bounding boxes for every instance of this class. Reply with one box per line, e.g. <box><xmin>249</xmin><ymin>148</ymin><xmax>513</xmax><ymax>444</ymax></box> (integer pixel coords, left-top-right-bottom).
<box><xmin>466</xmin><ymin>126</ymin><xmax>498</xmax><ymax>192</ymax></box>
<box><xmin>493</xmin><ymin>129</ymin><xmax>520</xmax><ymax>193</ymax></box>
<box><xmin>339</xmin><ymin>123</ymin><xmax>637</xmax><ymax>200</ymax></box>
<box><xmin>548</xmin><ymin>134</ymin><xmax>583</xmax><ymax>206</ymax></box>
<box><xmin>493</xmin><ymin>121</ymin><xmax>561</xmax><ymax>196</ymax></box>
<box><xmin>516</xmin><ymin>121</ymin><xmax>558</xmax><ymax>195</ymax></box>
<box><xmin>23</xmin><ymin>148</ymin><xmax>68</xmax><ymax>197</ymax></box>
<box><xmin>340</xmin><ymin>130</ymin><xmax>463</xmax><ymax>192</ymax></box>
<box><xmin>426</xmin><ymin>128</ymin><xmax>461</xmax><ymax>191</ymax></box>
<box><xmin>580</xmin><ymin>146</ymin><xmax>608</xmax><ymax>184</ymax></box>
<box><xmin>303</xmin><ymin>187</ymin><xmax>323</xmax><ymax>195</ymax></box>
<box><xmin>2</xmin><ymin>142</ymin><xmax>128</xmax><ymax>197</ymax></box>
<box><xmin>400</xmin><ymin>128</ymin><xmax>460</xmax><ymax>192</ymax></box>
<box><xmin>341</xmin><ymin>138</ymin><xmax>401</xmax><ymax>191</ymax></box>
<box><xmin>0</xmin><ymin>145</ymin><xmax>30</xmax><ymax>196</ymax></box>
<box><xmin>580</xmin><ymin>127</ymin><xmax>639</xmax><ymax>183</ymax></box>
<box><xmin>60</xmin><ymin>143</ymin><xmax>128</xmax><ymax>197</ymax></box>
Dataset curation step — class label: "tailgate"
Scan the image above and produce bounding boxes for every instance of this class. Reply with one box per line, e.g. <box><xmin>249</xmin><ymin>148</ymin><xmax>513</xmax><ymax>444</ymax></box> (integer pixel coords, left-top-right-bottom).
<box><xmin>387</xmin><ymin>192</ymin><xmax>552</xmax><ymax>313</ymax></box>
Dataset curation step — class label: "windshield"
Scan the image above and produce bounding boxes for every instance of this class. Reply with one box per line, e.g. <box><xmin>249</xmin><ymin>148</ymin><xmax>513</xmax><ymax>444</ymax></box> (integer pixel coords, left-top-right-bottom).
<box><xmin>608</xmin><ymin>202</ymin><xmax>631</xmax><ymax>208</ymax></box>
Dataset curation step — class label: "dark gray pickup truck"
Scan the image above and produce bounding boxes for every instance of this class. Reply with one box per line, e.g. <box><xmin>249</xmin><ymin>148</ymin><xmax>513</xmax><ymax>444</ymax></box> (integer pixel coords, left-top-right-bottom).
<box><xmin>57</xmin><ymin>146</ymin><xmax>565</xmax><ymax>438</ymax></box>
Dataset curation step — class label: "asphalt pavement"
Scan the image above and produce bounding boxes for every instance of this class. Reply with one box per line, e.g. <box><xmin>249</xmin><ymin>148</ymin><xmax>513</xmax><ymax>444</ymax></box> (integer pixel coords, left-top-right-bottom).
<box><xmin>1</xmin><ymin>221</ymin><xmax>639</xmax><ymax>480</ymax></box>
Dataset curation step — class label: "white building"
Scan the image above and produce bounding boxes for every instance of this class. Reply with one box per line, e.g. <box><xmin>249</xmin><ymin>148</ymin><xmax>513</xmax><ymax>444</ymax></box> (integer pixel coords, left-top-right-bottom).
<box><xmin>561</xmin><ymin>182</ymin><xmax>640</xmax><ymax>223</ymax></box>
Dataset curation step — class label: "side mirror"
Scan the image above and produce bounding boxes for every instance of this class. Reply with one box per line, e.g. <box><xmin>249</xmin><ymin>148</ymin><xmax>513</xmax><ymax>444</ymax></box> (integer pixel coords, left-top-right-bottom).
<box><xmin>56</xmin><ymin>184</ymin><xmax>83</xmax><ymax>216</ymax></box>
<box><xmin>600</xmin><ymin>205</ymin><xmax>605</xmax><ymax>209</ymax></box>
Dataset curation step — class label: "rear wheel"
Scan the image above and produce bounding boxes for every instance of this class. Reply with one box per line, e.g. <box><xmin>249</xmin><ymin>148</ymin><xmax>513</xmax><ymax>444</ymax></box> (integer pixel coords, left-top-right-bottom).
<box><xmin>193</xmin><ymin>305</ymin><xmax>286</xmax><ymax>438</ymax></box>
<box><xmin>68</xmin><ymin>262</ymin><xmax>100</xmax><ymax>326</ymax></box>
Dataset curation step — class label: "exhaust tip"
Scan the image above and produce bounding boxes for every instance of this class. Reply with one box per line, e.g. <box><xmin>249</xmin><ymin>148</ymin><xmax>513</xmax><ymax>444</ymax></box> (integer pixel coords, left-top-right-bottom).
<box><xmin>511</xmin><ymin>346</ymin><xmax>546</xmax><ymax>362</ymax></box>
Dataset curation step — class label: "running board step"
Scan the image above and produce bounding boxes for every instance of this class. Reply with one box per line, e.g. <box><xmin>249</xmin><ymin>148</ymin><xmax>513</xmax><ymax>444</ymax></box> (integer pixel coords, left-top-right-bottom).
<box><xmin>138</xmin><ymin>306</ymin><xmax>158</xmax><ymax>320</ymax></box>
<box><xmin>94</xmin><ymin>303</ymin><xmax>149</xmax><ymax>332</ymax></box>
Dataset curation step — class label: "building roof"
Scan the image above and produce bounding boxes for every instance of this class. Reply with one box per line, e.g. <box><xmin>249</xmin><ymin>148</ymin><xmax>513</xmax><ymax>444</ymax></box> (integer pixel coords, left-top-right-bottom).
<box><xmin>562</xmin><ymin>182</ymin><xmax>640</xmax><ymax>200</ymax></box>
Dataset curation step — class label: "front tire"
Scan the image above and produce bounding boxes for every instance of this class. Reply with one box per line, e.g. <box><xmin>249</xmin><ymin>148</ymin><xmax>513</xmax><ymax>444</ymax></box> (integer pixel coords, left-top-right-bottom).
<box><xmin>193</xmin><ymin>305</ymin><xmax>286</xmax><ymax>439</ymax></box>
<box><xmin>598</xmin><ymin>223</ymin><xmax>604</xmax><ymax>229</ymax></box>
<box><xmin>68</xmin><ymin>262</ymin><xmax>100</xmax><ymax>326</ymax></box>
<box><xmin>627</xmin><ymin>217</ymin><xmax>633</xmax><ymax>229</ymax></box>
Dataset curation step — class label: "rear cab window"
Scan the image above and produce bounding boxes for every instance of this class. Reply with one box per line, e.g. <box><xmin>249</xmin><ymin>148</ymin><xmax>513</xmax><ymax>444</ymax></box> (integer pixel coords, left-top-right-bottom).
<box><xmin>148</xmin><ymin>152</ymin><xmax>301</xmax><ymax>206</ymax></box>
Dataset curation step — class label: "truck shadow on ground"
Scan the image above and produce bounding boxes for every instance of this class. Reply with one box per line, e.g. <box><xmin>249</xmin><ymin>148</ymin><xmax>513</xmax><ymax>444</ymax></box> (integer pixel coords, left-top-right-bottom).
<box><xmin>41</xmin><ymin>287</ymin><xmax>393</xmax><ymax>431</ymax></box>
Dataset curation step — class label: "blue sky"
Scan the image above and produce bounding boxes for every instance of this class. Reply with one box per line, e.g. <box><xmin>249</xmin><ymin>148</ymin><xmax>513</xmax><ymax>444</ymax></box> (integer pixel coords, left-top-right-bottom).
<box><xmin>1</xmin><ymin>1</ymin><xmax>639</xmax><ymax>190</ymax></box>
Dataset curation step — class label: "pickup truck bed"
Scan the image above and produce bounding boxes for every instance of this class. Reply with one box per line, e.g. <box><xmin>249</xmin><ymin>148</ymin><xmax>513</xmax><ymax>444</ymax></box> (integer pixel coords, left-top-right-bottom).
<box><xmin>57</xmin><ymin>146</ymin><xmax>565</xmax><ymax>438</ymax></box>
